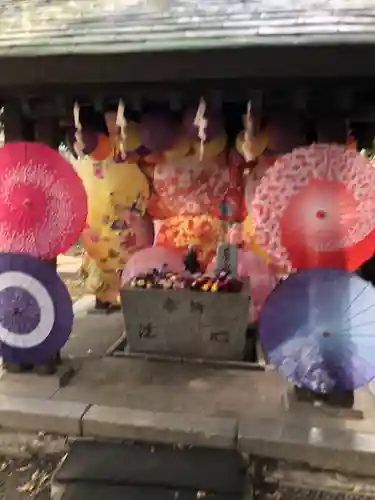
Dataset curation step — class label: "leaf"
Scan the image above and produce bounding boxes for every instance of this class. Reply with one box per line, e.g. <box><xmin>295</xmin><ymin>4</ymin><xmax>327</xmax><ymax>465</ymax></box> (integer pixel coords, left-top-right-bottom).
<box><xmin>0</xmin><ymin>462</ymin><xmax>9</xmax><ymax>472</ymax></box>
<box><xmin>17</xmin><ymin>481</ymin><xmax>35</xmax><ymax>493</ymax></box>
<box><xmin>16</xmin><ymin>463</ymin><xmax>32</xmax><ymax>472</ymax></box>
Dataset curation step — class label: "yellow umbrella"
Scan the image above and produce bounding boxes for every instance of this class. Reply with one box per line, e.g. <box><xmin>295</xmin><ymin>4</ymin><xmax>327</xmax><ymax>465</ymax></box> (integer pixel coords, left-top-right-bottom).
<box><xmin>165</xmin><ymin>135</ymin><xmax>192</xmax><ymax>161</ymax></box>
<box><xmin>192</xmin><ymin>132</ymin><xmax>227</xmax><ymax>158</ymax></box>
<box><xmin>81</xmin><ymin>212</ymin><xmax>154</xmax><ymax>271</ymax></box>
<box><xmin>74</xmin><ymin>157</ymin><xmax>116</xmax><ymax>232</ymax></box>
<box><xmin>112</xmin><ymin>121</ymin><xmax>142</xmax><ymax>154</ymax></box>
<box><xmin>84</xmin><ymin>259</ymin><xmax>120</xmax><ymax>303</ymax></box>
<box><xmin>236</xmin><ymin>131</ymin><xmax>268</xmax><ymax>159</ymax></box>
<box><xmin>81</xmin><ymin>225</ymin><xmax>132</xmax><ymax>271</ymax></box>
<box><xmin>76</xmin><ymin>157</ymin><xmax>150</xmax><ymax>225</ymax></box>
<box><xmin>104</xmin><ymin>161</ymin><xmax>150</xmax><ymax>214</ymax></box>
<box><xmin>242</xmin><ymin>216</ymin><xmax>270</xmax><ymax>262</ymax></box>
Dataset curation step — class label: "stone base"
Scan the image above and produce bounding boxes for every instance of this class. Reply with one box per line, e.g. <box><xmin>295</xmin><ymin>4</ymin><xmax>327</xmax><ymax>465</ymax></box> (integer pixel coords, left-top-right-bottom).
<box><xmin>120</xmin><ymin>286</ymin><xmax>249</xmax><ymax>360</ymax></box>
<box><xmin>283</xmin><ymin>388</ymin><xmax>364</xmax><ymax>420</ymax></box>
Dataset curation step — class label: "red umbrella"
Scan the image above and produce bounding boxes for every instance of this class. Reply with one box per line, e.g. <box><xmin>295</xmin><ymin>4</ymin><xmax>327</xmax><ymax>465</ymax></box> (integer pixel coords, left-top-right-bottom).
<box><xmin>252</xmin><ymin>144</ymin><xmax>375</xmax><ymax>271</ymax></box>
<box><xmin>0</xmin><ymin>142</ymin><xmax>87</xmax><ymax>259</ymax></box>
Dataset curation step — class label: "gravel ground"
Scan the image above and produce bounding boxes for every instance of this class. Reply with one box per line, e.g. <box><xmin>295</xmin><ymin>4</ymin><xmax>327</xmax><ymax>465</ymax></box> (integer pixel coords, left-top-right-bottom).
<box><xmin>0</xmin><ymin>455</ymin><xmax>64</xmax><ymax>500</ymax></box>
<box><xmin>0</xmin><ymin>432</ymin><xmax>67</xmax><ymax>500</ymax></box>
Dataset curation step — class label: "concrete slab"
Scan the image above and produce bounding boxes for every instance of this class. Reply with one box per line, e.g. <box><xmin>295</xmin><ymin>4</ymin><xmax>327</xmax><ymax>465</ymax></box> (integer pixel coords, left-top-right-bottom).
<box><xmin>1</xmin><ymin>306</ymin><xmax>375</xmax><ymax>474</ymax></box>
<box><xmin>283</xmin><ymin>386</ymin><xmax>364</xmax><ymax>420</ymax></box>
<box><xmin>0</xmin><ymin>396</ymin><xmax>89</xmax><ymax>435</ymax></box>
<box><xmin>57</xmin><ymin>254</ymin><xmax>82</xmax><ymax>278</ymax></box>
<box><xmin>62</xmin><ymin>312</ymin><xmax>124</xmax><ymax>359</ymax></box>
<box><xmin>238</xmin><ymin>418</ymin><xmax>375</xmax><ymax>477</ymax></box>
<box><xmin>0</xmin><ymin>362</ymin><xmax>77</xmax><ymax>399</ymax></box>
<box><xmin>52</xmin><ymin>358</ymin><xmax>375</xmax><ymax>434</ymax></box>
<box><xmin>72</xmin><ymin>295</ymin><xmax>95</xmax><ymax>317</ymax></box>
<box><xmin>82</xmin><ymin>405</ymin><xmax>237</xmax><ymax>448</ymax></box>
<box><xmin>52</xmin><ymin>358</ymin><xmax>285</xmax><ymax>419</ymax></box>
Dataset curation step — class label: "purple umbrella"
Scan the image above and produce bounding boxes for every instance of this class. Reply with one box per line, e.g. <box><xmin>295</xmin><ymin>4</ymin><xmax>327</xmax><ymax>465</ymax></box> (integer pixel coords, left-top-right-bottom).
<box><xmin>65</xmin><ymin>128</ymin><xmax>99</xmax><ymax>158</ymax></box>
<box><xmin>0</xmin><ymin>253</ymin><xmax>73</xmax><ymax>364</ymax></box>
<box><xmin>259</xmin><ymin>268</ymin><xmax>375</xmax><ymax>393</ymax></box>
<box><xmin>113</xmin><ymin>145</ymin><xmax>151</xmax><ymax>163</ymax></box>
<box><xmin>140</xmin><ymin>112</ymin><xmax>177</xmax><ymax>152</ymax></box>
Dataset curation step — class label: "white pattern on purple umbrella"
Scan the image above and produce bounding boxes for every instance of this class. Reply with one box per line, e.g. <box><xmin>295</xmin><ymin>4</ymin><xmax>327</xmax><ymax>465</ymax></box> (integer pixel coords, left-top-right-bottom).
<box><xmin>0</xmin><ymin>253</ymin><xmax>73</xmax><ymax>365</ymax></box>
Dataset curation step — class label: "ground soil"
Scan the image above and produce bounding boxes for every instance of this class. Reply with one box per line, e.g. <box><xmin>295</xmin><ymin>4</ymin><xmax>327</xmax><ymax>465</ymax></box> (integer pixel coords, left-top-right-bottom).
<box><xmin>0</xmin><ymin>455</ymin><xmax>64</xmax><ymax>500</ymax></box>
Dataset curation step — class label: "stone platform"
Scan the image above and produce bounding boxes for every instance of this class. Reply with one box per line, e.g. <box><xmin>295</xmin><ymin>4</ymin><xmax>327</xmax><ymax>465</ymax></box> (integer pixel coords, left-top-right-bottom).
<box><xmin>1</xmin><ymin>303</ymin><xmax>375</xmax><ymax>477</ymax></box>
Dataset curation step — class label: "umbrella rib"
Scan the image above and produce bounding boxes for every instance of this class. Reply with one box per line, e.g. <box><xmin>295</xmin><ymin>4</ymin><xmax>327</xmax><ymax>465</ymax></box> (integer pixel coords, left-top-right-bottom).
<box><xmin>341</xmin><ymin>301</ymin><xmax>375</xmax><ymax>327</ymax></box>
<box><xmin>333</xmin><ymin>320</ymin><xmax>375</xmax><ymax>333</ymax></box>
<box><xmin>341</xmin><ymin>282</ymin><xmax>372</xmax><ymax>321</ymax></box>
<box><xmin>328</xmin><ymin>333</ymin><xmax>375</xmax><ymax>337</ymax></box>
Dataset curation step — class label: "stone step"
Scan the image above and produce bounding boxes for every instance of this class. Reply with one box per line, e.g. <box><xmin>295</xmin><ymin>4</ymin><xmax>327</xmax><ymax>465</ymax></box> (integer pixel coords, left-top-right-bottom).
<box><xmin>253</xmin><ymin>459</ymin><xmax>375</xmax><ymax>499</ymax></box>
<box><xmin>53</xmin><ymin>482</ymin><xmax>240</xmax><ymax>500</ymax></box>
<box><xmin>54</xmin><ymin>439</ymin><xmax>245</xmax><ymax>494</ymax></box>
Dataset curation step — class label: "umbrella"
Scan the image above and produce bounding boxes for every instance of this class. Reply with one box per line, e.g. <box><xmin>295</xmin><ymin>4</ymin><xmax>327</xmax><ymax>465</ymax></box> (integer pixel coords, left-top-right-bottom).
<box><xmin>259</xmin><ymin>268</ymin><xmax>375</xmax><ymax>393</ymax></box>
<box><xmin>192</xmin><ymin>133</ymin><xmax>228</xmax><ymax>159</ymax></box>
<box><xmin>121</xmin><ymin>246</ymin><xmax>185</xmax><ymax>286</ymax></box>
<box><xmin>155</xmin><ymin>214</ymin><xmax>227</xmax><ymax>270</ymax></box>
<box><xmin>164</xmin><ymin>136</ymin><xmax>192</xmax><ymax>162</ymax></box>
<box><xmin>226</xmin><ymin>217</ymin><xmax>270</xmax><ymax>262</ymax></box>
<box><xmin>0</xmin><ymin>253</ymin><xmax>73</xmax><ymax>365</ymax></box>
<box><xmin>140</xmin><ymin>112</ymin><xmax>177</xmax><ymax>152</ymax></box>
<box><xmin>0</xmin><ymin>142</ymin><xmax>87</xmax><ymax>259</ymax></box>
<box><xmin>207</xmin><ymin>249</ymin><xmax>277</xmax><ymax>322</ymax></box>
<box><xmin>252</xmin><ymin>144</ymin><xmax>375</xmax><ymax>271</ymax></box>
<box><xmin>235</xmin><ymin>131</ymin><xmax>268</xmax><ymax>160</ymax></box>
<box><xmin>76</xmin><ymin>157</ymin><xmax>150</xmax><ymax>223</ymax></box>
<box><xmin>81</xmin><ymin>213</ymin><xmax>154</xmax><ymax>271</ymax></box>
<box><xmin>153</xmin><ymin>156</ymin><xmax>229</xmax><ymax>216</ymax></box>
<box><xmin>245</xmin><ymin>155</ymin><xmax>278</xmax><ymax>215</ymax></box>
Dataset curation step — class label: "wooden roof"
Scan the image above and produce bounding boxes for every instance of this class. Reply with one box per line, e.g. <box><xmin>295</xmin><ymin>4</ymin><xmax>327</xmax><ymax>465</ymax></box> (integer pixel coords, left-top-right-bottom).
<box><xmin>1</xmin><ymin>0</ymin><xmax>375</xmax><ymax>57</ymax></box>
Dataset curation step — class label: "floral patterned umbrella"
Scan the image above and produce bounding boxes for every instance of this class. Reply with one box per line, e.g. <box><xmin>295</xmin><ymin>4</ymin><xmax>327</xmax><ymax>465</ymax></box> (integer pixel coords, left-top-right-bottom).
<box><xmin>81</xmin><ymin>212</ymin><xmax>154</xmax><ymax>271</ymax></box>
<box><xmin>0</xmin><ymin>142</ymin><xmax>87</xmax><ymax>259</ymax></box>
<box><xmin>252</xmin><ymin>144</ymin><xmax>375</xmax><ymax>271</ymax></box>
<box><xmin>155</xmin><ymin>214</ymin><xmax>227</xmax><ymax>270</ymax></box>
<box><xmin>153</xmin><ymin>156</ymin><xmax>229</xmax><ymax>216</ymax></box>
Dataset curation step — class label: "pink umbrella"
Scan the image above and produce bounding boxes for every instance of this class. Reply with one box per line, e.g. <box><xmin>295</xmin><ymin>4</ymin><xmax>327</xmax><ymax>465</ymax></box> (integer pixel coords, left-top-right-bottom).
<box><xmin>117</xmin><ymin>211</ymin><xmax>154</xmax><ymax>254</ymax></box>
<box><xmin>226</xmin><ymin>223</ymin><xmax>244</xmax><ymax>246</ymax></box>
<box><xmin>207</xmin><ymin>249</ymin><xmax>277</xmax><ymax>322</ymax></box>
<box><xmin>0</xmin><ymin>142</ymin><xmax>87</xmax><ymax>259</ymax></box>
<box><xmin>121</xmin><ymin>246</ymin><xmax>185</xmax><ymax>286</ymax></box>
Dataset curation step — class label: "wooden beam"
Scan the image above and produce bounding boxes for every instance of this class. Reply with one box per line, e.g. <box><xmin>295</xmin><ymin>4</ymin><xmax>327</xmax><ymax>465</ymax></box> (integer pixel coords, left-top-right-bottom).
<box><xmin>0</xmin><ymin>45</ymin><xmax>375</xmax><ymax>91</ymax></box>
